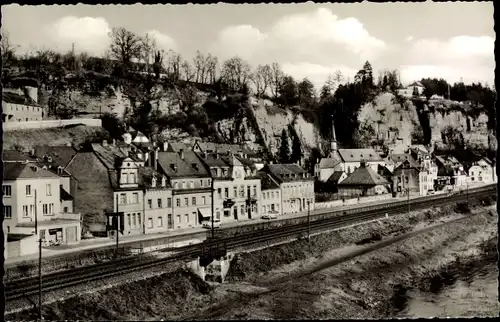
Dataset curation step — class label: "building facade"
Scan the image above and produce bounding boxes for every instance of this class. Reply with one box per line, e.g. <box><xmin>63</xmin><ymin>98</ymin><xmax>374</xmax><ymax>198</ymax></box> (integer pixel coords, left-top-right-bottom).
<box><xmin>259</xmin><ymin>172</ymin><xmax>282</xmax><ymax>216</ymax></box>
<box><xmin>3</xmin><ymin>163</ymin><xmax>81</xmax><ymax>246</ymax></box>
<box><xmin>262</xmin><ymin>164</ymin><xmax>314</xmax><ymax>215</ymax></box>
<box><xmin>2</xmin><ymin>87</ymin><xmax>43</xmax><ymax>122</ymax></box>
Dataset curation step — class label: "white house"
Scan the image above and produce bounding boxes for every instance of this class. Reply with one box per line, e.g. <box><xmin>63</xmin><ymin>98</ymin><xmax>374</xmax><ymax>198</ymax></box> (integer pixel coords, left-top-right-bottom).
<box><xmin>468</xmin><ymin>158</ymin><xmax>496</xmax><ymax>184</ymax></box>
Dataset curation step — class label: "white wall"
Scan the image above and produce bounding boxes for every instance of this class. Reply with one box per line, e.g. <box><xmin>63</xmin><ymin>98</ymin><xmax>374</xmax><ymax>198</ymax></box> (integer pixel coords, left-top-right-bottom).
<box><xmin>3</xmin><ymin>118</ymin><xmax>102</xmax><ymax>131</ymax></box>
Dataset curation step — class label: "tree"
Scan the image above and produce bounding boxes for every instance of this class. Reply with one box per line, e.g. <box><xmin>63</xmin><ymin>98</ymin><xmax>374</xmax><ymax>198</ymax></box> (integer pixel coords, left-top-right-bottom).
<box><xmin>1</xmin><ymin>30</ymin><xmax>18</xmax><ymax>69</ymax></box>
<box><xmin>165</xmin><ymin>50</ymin><xmax>182</xmax><ymax>81</ymax></box>
<box><xmin>412</xmin><ymin>86</ymin><xmax>419</xmax><ymax>97</ymax></box>
<box><xmin>297</xmin><ymin>78</ymin><xmax>315</xmax><ymax>107</ymax></box>
<box><xmin>109</xmin><ymin>27</ymin><xmax>142</xmax><ymax>68</ymax></box>
<box><xmin>181</xmin><ymin>60</ymin><xmax>195</xmax><ymax>82</ymax></box>
<box><xmin>250</xmin><ymin>64</ymin><xmax>272</xmax><ymax>98</ymax></box>
<box><xmin>442</xmin><ymin>125</ymin><xmax>465</xmax><ymax>150</ymax></box>
<box><xmin>270</xmin><ymin>62</ymin><xmax>284</xmax><ymax>99</ymax></box>
<box><xmin>140</xmin><ymin>32</ymin><xmax>158</xmax><ymax>73</ymax></box>
<box><xmin>221</xmin><ymin>56</ymin><xmax>251</xmax><ymax>91</ymax></box>
<box><xmin>278</xmin><ymin>75</ymin><xmax>298</xmax><ymax>107</ymax></box>
<box><xmin>362</xmin><ymin>61</ymin><xmax>374</xmax><ymax>90</ymax></box>
<box><xmin>101</xmin><ymin>112</ymin><xmax>125</xmax><ymax>139</ymax></box>
<box><xmin>205</xmin><ymin>54</ymin><xmax>218</xmax><ymax>84</ymax></box>
<box><xmin>279</xmin><ymin>129</ymin><xmax>290</xmax><ymax>163</ymax></box>
<box><xmin>353</xmin><ymin>122</ymin><xmax>376</xmax><ymax>148</ymax></box>
<box><xmin>289</xmin><ymin>126</ymin><xmax>303</xmax><ymax>164</ymax></box>
<box><xmin>193</xmin><ymin>50</ymin><xmax>206</xmax><ymax>83</ymax></box>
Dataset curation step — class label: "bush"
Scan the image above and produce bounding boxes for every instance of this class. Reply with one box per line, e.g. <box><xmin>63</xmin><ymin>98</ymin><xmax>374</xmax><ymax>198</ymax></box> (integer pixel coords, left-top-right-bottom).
<box><xmin>454</xmin><ymin>202</ymin><xmax>471</xmax><ymax>214</ymax></box>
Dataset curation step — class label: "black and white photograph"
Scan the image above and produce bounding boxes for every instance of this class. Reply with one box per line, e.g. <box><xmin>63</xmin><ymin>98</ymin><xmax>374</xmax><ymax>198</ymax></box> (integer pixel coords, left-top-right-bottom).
<box><xmin>1</xmin><ymin>1</ymin><xmax>498</xmax><ymax>320</ymax></box>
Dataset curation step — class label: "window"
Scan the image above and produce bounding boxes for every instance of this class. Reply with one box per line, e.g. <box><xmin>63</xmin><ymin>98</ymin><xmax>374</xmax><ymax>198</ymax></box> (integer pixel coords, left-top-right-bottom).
<box><xmin>138</xmin><ymin>214</ymin><xmax>141</xmax><ymax>226</ymax></box>
<box><xmin>120</xmin><ymin>193</ymin><xmax>127</xmax><ymax>204</ymax></box>
<box><xmin>148</xmin><ymin>199</ymin><xmax>153</xmax><ymax>209</ymax></box>
<box><xmin>167</xmin><ymin>198</ymin><xmax>172</xmax><ymax>207</ymax></box>
<box><xmin>202</xmin><ymin>196</ymin><xmax>206</xmax><ymax>205</ymax></box>
<box><xmin>192</xmin><ymin>197</ymin><xmax>196</xmax><ymax>206</ymax></box>
<box><xmin>148</xmin><ymin>218</ymin><xmax>154</xmax><ymax>229</ymax></box>
<box><xmin>239</xmin><ymin>185</ymin><xmax>245</xmax><ymax>197</ymax></box>
<box><xmin>200</xmin><ymin>180</ymin><xmax>203</xmax><ymax>187</ymax></box>
<box><xmin>192</xmin><ymin>211</ymin><xmax>197</xmax><ymax>222</ymax></box>
<box><xmin>276</xmin><ymin>204</ymin><xmax>280</xmax><ymax>211</ymax></box>
<box><xmin>3</xmin><ymin>206</ymin><xmax>12</xmax><ymax>218</ymax></box>
<box><xmin>26</xmin><ymin>185</ymin><xmax>32</xmax><ymax>196</ymax></box>
<box><xmin>132</xmin><ymin>193</ymin><xmax>139</xmax><ymax>204</ymax></box>
<box><xmin>217</xmin><ymin>188</ymin><xmax>222</xmax><ymax>198</ymax></box>
<box><xmin>23</xmin><ymin>205</ymin><xmax>29</xmax><ymax>217</ymax></box>
<box><xmin>185</xmin><ymin>214</ymin><xmax>189</xmax><ymax>223</ymax></box>
<box><xmin>225</xmin><ymin>188</ymin><xmax>229</xmax><ymax>198</ymax></box>
<box><xmin>46</xmin><ymin>184</ymin><xmax>52</xmax><ymax>196</ymax></box>
<box><xmin>233</xmin><ymin>187</ymin><xmax>237</xmax><ymax>198</ymax></box>
<box><xmin>241</xmin><ymin>205</ymin><xmax>245</xmax><ymax>215</ymax></box>
<box><xmin>184</xmin><ymin>198</ymin><xmax>189</xmax><ymax>207</ymax></box>
<box><xmin>42</xmin><ymin>204</ymin><xmax>48</xmax><ymax>215</ymax></box>
<box><xmin>2</xmin><ymin>185</ymin><xmax>11</xmax><ymax>197</ymax></box>
<box><xmin>30</xmin><ymin>205</ymin><xmax>34</xmax><ymax>216</ymax></box>
<box><xmin>173</xmin><ymin>182</ymin><xmax>178</xmax><ymax>189</ymax></box>
<box><xmin>176</xmin><ymin>198</ymin><xmax>180</xmax><ymax>207</ymax></box>
<box><xmin>158</xmin><ymin>216</ymin><xmax>163</xmax><ymax>227</ymax></box>
<box><xmin>133</xmin><ymin>213</ymin><xmax>137</xmax><ymax>227</ymax></box>
<box><xmin>253</xmin><ymin>186</ymin><xmax>257</xmax><ymax>197</ymax></box>
<box><xmin>127</xmin><ymin>214</ymin><xmax>131</xmax><ymax>227</ymax></box>
<box><xmin>158</xmin><ymin>199</ymin><xmax>162</xmax><ymax>208</ymax></box>
<box><xmin>63</xmin><ymin>207</ymin><xmax>68</xmax><ymax>213</ymax></box>
<box><xmin>182</xmin><ymin>181</ymin><xmax>186</xmax><ymax>188</ymax></box>
<box><xmin>40</xmin><ymin>229</ymin><xmax>46</xmax><ymax>240</ymax></box>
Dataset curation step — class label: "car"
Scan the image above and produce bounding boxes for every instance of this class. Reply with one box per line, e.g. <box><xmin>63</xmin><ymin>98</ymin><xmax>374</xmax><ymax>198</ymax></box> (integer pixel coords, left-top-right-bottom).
<box><xmin>202</xmin><ymin>219</ymin><xmax>221</xmax><ymax>229</ymax></box>
<box><xmin>262</xmin><ymin>211</ymin><xmax>279</xmax><ymax>220</ymax></box>
<box><xmin>427</xmin><ymin>190</ymin><xmax>435</xmax><ymax>195</ymax></box>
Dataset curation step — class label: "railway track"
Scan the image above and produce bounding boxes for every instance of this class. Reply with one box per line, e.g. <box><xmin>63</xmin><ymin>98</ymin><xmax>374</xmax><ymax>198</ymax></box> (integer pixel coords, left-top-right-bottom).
<box><xmin>5</xmin><ymin>186</ymin><xmax>495</xmax><ymax>301</ymax></box>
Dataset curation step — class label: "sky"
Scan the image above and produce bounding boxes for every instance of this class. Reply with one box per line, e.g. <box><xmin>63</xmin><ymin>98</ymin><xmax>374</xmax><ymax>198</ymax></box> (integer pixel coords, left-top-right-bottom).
<box><xmin>2</xmin><ymin>2</ymin><xmax>495</xmax><ymax>89</ymax></box>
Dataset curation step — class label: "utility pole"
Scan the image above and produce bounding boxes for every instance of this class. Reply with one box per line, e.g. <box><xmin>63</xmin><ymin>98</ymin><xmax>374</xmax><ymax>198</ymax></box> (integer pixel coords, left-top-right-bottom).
<box><xmin>307</xmin><ymin>200</ymin><xmax>311</xmax><ymax>244</ymax></box>
<box><xmin>115</xmin><ymin>194</ymin><xmax>119</xmax><ymax>257</ymax></box>
<box><xmin>211</xmin><ymin>177</ymin><xmax>215</xmax><ymax>240</ymax></box>
<box><xmin>35</xmin><ymin>189</ymin><xmax>42</xmax><ymax>320</ymax></box>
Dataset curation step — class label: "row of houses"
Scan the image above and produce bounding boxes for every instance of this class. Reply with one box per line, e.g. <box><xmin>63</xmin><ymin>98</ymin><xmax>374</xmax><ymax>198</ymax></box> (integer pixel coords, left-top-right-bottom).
<box><xmin>315</xmin><ymin>120</ymin><xmax>496</xmax><ymax>198</ymax></box>
<box><xmin>2</xmin><ymin>130</ymin><xmax>315</xmax><ymax>253</ymax></box>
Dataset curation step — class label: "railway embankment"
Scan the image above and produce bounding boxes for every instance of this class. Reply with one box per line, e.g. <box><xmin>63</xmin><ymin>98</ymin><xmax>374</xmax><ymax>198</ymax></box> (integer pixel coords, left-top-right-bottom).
<box><xmin>6</xmin><ymin>200</ymin><xmax>496</xmax><ymax>320</ymax></box>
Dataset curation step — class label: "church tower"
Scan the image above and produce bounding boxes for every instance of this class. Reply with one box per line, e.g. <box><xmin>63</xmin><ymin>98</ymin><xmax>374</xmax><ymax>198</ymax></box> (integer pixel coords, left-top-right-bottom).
<box><xmin>330</xmin><ymin>117</ymin><xmax>338</xmax><ymax>158</ymax></box>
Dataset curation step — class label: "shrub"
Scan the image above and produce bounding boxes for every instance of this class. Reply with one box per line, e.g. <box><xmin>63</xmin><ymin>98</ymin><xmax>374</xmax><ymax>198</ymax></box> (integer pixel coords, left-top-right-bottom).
<box><xmin>454</xmin><ymin>202</ymin><xmax>471</xmax><ymax>214</ymax></box>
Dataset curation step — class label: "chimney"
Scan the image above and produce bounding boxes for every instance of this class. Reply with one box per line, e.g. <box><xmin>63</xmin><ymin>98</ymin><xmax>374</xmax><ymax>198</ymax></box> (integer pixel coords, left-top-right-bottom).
<box><xmin>163</xmin><ymin>142</ymin><xmax>168</xmax><ymax>152</ymax></box>
<box><xmin>360</xmin><ymin>161</ymin><xmax>367</xmax><ymax>168</ymax></box>
<box><xmin>103</xmin><ymin>140</ymin><xmax>108</xmax><ymax>147</ymax></box>
<box><xmin>216</xmin><ymin>152</ymin><xmax>220</xmax><ymax>159</ymax></box>
<box><xmin>151</xmin><ymin>177</ymin><xmax>157</xmax><ymax>188</ymax></box>
<box><xmin>153</xmin><ymin>148</ymin><xmax>159</xmax><ymax>170</ymax></box>
<box><xmin>179</xmin><ymin>149</ymin><xmax>184</xmax><ymax>160</ymax></box>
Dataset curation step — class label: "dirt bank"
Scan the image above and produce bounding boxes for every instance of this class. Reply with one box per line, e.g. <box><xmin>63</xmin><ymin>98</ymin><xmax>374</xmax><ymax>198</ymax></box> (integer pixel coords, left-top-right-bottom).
<box><xmin>6</xmin><ymin>204</ymin><xmax>496</xmax><ymax>320</ymax></box>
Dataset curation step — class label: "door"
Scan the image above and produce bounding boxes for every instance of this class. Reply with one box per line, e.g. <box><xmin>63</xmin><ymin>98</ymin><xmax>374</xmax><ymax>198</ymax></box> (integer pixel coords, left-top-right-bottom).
<box><xmin>65</xmin><ymin>226</ymin><xmax>77</xmax><ymax>244</ymax></box>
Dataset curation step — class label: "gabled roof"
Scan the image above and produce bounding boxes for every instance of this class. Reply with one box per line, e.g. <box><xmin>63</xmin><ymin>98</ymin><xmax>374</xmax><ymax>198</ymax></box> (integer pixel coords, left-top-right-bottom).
<box><xmin>258</xmin><ymin>172</ymin><xmax>280</xmax><ymax>190</ymax></box>
<box><xmin>338</xmin><ymin>164</ymin><xmax>389</xmax><ymax>186</ymax></box>
<box><xmin>327</xmin><ymin>171</ymin><xmax>345</xmax><ymax>184</ymax></box>
<box><xmin>389</xmin><ymin>154</ymin><xmax>419</xmax><ymax>168</ymax></box>
<box><xmin>410</xmin><ymin>145</ymin><xmax>429</xmax><ymax>154</ymax></box>
<box><xmin>378</xmin><ymin>164</ymin><xmax>393</xmax><ymax>177</ymax></box>
<box><xmin>394</xmin><ymin>159</ymin><xmax>421</xmax><ymax>172</ymax></box>
<box><xmin>60</xmin><ymin>186</ymin><xmax>74</xmax><ymax>201</ymax></box>
<box><xmin>34</xmin><ymin>145</ymin><xmax>77</xmax><ymax>168</ymax></box>
<box><xmin>2</xmin><ymin>150</ymin><xmax>36</xmax><ymax>162</ymax></box>
<box><xmin>194</xmin><ymin>142</ymin><xmax>254</xmax><ymax>156</ymax></box>
<box><xmin>2</xmin><ymin>91</ymin><xmax>40</xmax><ymax>106</ymax></box>
<box><xmin>166</xmin><ymin>142</ymin><xmax>190</xmax><ymax>153</ymax></box>
<box><xmin>196</xmin><ymin>152</ymin><xmax>228</xmax><ymax>167</ymax></box>
<box><xmin>318</xmin><ymin>157</ymin><xmax>341</xmax><ymax>169</ymax></box>
<box><xmin>3</xmin><ymin>163</ymin><xmax>60</xmax><ymax>180</ymax></box>
<box><xmin>157</xmin><ymin>151</ymin><xmax>210</xmax><ymax>179</ymax></box>
<box><xmin>408</xmin><ymin>81</ymin><xmax>424</xmax><ymax>87</ymax></box>
<box><xmin>138</xmin><ymin>166</ymin><xmax>171</xmax><ymax>189</ymax></box>
<box><xmin>264</xmin><ymin>164</ymin><xmax>310</xmax><ymax>183</ymax></box>
<box><xmin>338</xmin><ymin>149</ymin><xmax>382</xmax><ymax>163</ymax></box>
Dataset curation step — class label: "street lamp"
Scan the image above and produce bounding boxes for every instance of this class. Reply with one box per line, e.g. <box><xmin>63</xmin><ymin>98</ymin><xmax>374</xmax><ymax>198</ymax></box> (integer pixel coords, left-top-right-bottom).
<box><xmin>34</xmin><ymin>189</ymin><xmax>42</xmax><ymax>321</ymax></box>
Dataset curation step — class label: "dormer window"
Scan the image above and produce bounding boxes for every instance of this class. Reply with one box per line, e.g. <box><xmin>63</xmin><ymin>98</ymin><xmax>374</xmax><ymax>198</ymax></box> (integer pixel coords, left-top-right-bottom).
<box><xmin>151</xmin><ymin>177</ymin><xmax>157</xmax><ymax>188</ymax></box>
<box><xmin>192</xmin><ymin>163</ymin><xmax>199</xmax><ymax>171</ymax></box>
<box><xmin>161</xmin><ymin>177</ymin><xmax>166</xmax><ymax>187</ymax></box>
<box><xmin>170</xmin><ymin>163</ymin><xmax>177</xmax><ymax>172</ymax></box>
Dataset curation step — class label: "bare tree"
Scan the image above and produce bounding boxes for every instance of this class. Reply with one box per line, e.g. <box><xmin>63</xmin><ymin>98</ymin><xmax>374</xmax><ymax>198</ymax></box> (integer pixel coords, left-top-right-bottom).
<box><xmin>221</xmin><ymin>56</ymin><xmax>251</xmax><ymax>91</ymax></box>
<box><xmin>181</xmin><ymin>60</ymin><xmax>195</xmax><ymax>82</ymax></box>
<box><xmin>1</xmin><ymin>30</ymin><xmax>18</xmax><ymax>68</ymax></box>
<box><xmin>205</xmin><ymin>54</ymin><xmax>218</xmax><ymax>84</ymax></box>
<box><xmin>250</xmin><ymin>64</ymin><xmax>272</xmax><ymax>98</ymax></box>
<box><xmin>333</xmin><ymin>70</ymin><xmax>344</xmax><ymax>86</ymax></box>
<box><xmin>270</xmin><ymin>62</ymin><xmax>284</xmax><ymax>99</ymax></box>
<box><xmin>108</xmin><ymin>27</ymin><xmax>142</xmax><ymax>67</ymax></box>
<box><xmin>165</xmin><ymin>50</ymin><xmax>182</xmax><ymax>81</ymax></box>
<box><xmin>140</xmin><ymin>32</ymin><xmax>158</xmax><ymax>73</ymax></box>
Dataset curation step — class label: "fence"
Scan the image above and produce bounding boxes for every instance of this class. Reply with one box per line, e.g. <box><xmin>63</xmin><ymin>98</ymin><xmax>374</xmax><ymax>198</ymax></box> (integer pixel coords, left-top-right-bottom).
<box><xmin>315</xmin><ymin>194</ymin><xmax>393</xmax><ymax>210</ymax></box>
<box><xmin>3</xmin><ymin>119</ymin><xmax>102</xmax><ymax>131</ymax></box>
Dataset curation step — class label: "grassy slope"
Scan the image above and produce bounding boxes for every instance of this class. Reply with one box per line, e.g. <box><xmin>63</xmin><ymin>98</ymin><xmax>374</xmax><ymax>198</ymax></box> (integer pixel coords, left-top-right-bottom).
<box><xmin>3</xmin><ymin>125</ymin><xmax>108</xmax><ymax>150</ymax></box>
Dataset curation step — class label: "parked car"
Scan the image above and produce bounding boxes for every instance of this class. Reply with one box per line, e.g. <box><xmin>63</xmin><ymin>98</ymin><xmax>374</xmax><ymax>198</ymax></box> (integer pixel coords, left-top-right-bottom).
<box><xmin>427</xmin><ymin>189</ymin><xmax>435</xmax><ymax>195</ymax></box>
<box><xmin>202</xmin><ymin>219</ymin><xmax>221</xmax><ymax>229</ymax></box>
<box><xmin>262</xmin><ymin>211</ymin><xmax>279</xmax><ymax>220</ymax></box>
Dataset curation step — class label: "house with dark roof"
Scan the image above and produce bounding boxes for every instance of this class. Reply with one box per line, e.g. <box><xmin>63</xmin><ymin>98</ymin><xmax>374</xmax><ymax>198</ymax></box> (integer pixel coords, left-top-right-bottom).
<box><xmin>337</xmin><ymin>162</ymin><xmax>391</xmax><ymax>197</ymax></box>
<box><xmin>385</xmin><ymin>153</ymin><xmax>419</xmax><ymax>172</ymax></box>
<box><xmin>193</xmin><ymin>141</ymin><xmax>256</xmax><ymax>159</ymax></box>
<box><xmin>258</xmin><ymin>172</ymin><xmax>282</xmax><ymax>216</ymax></box>
<box><xmin>434</xmin><ymin>155</ymin><xmax>468</xmax><ymax>191</ymax></box>
<box><xmin>2</xmin><ymin>163</ymin><xmax>81</xmax><ymax>249</ymax></box>
<box><xmin>2</xmin><ymin>150</ymin><xmax>37</xmax><ymax>163</ymax></box>
<box><xmin>155</xmin><ymin>149</ymin><xmax>212</xmax><ymax>229</ymax></box>
<box><xmin>2</xmin><ymin>88</ymin><xmax>43</xmax><ymax>122</ymax></box>
<box><xmin>392</xmin><ymin>159</ymin><xmax>431</xmax><ymax>196</ymax></box>
<box><xmin>260</xmin><ymin>163</ymin><xmax>314</xmax><ymax>215</ymax></box>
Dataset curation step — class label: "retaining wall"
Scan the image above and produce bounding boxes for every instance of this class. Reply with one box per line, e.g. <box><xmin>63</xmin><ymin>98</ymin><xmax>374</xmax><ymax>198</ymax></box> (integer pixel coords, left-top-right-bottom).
<box><xmin>315</xmin><ymin>194</ymin><xmax>393</xmax><ymax>210</ymax></box>
<box><xmin>3</xmin><ymin>119</ymin><xmax>102</xmax><ymax>131</ymax></box>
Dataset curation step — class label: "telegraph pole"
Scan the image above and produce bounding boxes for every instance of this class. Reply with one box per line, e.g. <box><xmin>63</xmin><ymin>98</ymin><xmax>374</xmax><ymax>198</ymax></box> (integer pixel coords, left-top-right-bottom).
<box><xmin>307</xmin><ymin>200</ymin><xmax>311</xmax><ymax>244</ymax></box>
<box><xmin>211</xmin><ymin>177</ymin><xmax>215</xmax><ymax>240</ymax></box>
<box><xmin>115</xmin><ymin>195</ymin><xmax>119</xmax><ymax>256</ymax></box>
<box><xmin>35</xmin><ymin>189</ymin><xmax>42</xmax><ymax>320</ymax></box>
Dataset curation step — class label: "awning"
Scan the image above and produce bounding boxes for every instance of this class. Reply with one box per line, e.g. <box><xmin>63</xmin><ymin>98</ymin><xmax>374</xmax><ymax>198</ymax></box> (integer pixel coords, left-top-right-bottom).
<box><xmin>198</xmin><ymin>208</ymin><xmax>212</xmax><ymax>219</ymax></box>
